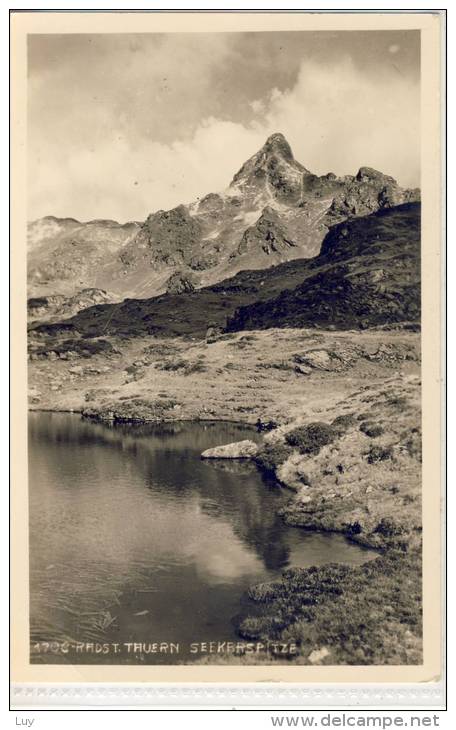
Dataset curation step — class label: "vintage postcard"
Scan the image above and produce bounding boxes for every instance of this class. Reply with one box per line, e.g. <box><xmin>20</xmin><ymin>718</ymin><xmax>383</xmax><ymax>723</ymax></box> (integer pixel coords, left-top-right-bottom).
<box><xmin>10</xmin><ymin>10</ymin><xmax>444</xmax><ymax>692</ymax></box>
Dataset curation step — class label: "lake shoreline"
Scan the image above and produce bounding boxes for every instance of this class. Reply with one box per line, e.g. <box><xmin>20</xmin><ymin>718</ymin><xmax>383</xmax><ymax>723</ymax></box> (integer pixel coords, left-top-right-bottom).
<box><xmin>28</xmin><ymin>327</ymin><xmax>422</xmax><ymax>665</ymax></box>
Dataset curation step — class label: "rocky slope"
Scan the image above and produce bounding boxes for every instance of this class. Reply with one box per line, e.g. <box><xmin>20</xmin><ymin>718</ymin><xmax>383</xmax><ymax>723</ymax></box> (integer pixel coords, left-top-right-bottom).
<box><xmin>227</xmin><ymin>202</ymin><xmax>420</xmax><ymax>332</ymax></box>
<box><xmin>27</xmin><ymin>216</ymin><xmax>140</xmax><ymax>306</ymax></box>
<box><xmin>27</xmin><ymin>288</ymin><xmax>121</xmax><ymax>323</ymax></box>
<box><xmin>28</xmin><ymin>201</ymin><xmax>420</xmax><ymax>351</ymax></box>
<box><xmin>28</xmin><ymin>133</ymin><xmax>419</xmax><ymax>303</ymax></box>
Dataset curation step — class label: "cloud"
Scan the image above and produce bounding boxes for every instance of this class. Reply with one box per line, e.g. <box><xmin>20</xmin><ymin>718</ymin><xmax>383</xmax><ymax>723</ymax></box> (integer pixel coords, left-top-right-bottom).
<box><xmin>28</xmin><ymin>52</ymin><xmax>420</xmax><ymax>222</ymax></box>
<box><xmin>262</xmin><ymin>56</ymin><xmax>420</xmax><ymax>187</ymax></box>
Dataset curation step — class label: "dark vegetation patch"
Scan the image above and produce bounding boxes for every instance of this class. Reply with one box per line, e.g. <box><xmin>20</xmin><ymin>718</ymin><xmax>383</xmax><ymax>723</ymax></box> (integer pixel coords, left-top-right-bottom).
<box><xmin>143</xmin><ymin>342</ymin><xmax>180</xmax><ymax>358</ymax></box>
<box><xmin>402</xmin><ymin>430</ymin><xmax>422</xmax><ymax>462</ymax></box>
<box><xmin>30</xmin><ymin>203</ymin><xmax>420</xmax><ymax>342</ymax></box>
<box><xmin>31</xmin><ymin>337</ymin><xmax>118</xmax><ymax>360</ymax></box>
<box><xmin>258</xmin><ymin>361</ymin><xmax>294</xmax><ymax>372</ymax></box>
<box><xmin>254</xmin><ymin>442</ymin><xmax>294</xmax><ymax>474</ymax></box>
<box><xmin>155</xmin><ymin>358</ymin><xmax>188</xmax><ymax>372</ymax></box>
<box><xmin>357</xmin><ymin>411</ymin><xmax>374</xmax><ymax>421</ymax></box>
<box><xmin>227</xmin><ymin>203</ymin><xmax>421</xmax><ymax>333</ymax></box>
<box><xmin>155</xmin><ymin>357</ymin><xmax>207</xmax><ymax>375</ymax></box>
<box><xmin>373</xmin><ymin>518</ymin><xmax>405</xmax><ymax>538</ymax></box>
<box><xmin>386</xmin><ymin>396</ymin><xmax>409</xmax><ymax>409</ymax></box>
<box><xmin>331</xmin><ymin>413</ymin><xmax>357</xmax><ymax>435</ymax></box>
<box><xmin>366</xmin><ymin>445</ymin><xmax>394</xmax><ymax>464</ymax></box>
<box><xmin>285</xmin><ymin>422</ymin><xmax>338</xmax><ymax>455</ymax></box>
<box><xmin>255</xmin><ymin>418</ymin><xmax>278</xmax><ymax>432</ymax></box>
<box><xmin>359</xmin><ymin>422</ymin><xmax>385</xmax><ymax>438</ymax></box>
<box><xmin>82</xmin><ymin>397</ymin><xmax>179</xmax><ymax>424</ymax></box>
<box><xmin>237</xmin><ymin>549</ymin><xmax>422</xmax><ymax>664</ymax></box>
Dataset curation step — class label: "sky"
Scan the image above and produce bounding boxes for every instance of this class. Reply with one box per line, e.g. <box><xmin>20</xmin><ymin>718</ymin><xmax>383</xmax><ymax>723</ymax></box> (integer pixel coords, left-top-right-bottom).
<box><xmin>28</xmin><ymin>30</ymin><xmax>420</xmax><ymax>222</ymax></box>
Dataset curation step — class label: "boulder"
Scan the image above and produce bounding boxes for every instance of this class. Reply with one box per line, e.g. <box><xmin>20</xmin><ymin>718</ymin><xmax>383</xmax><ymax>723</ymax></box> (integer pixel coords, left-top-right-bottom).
<box><xmin>165</xmin><ymin>271</ymin><xmax>197</xmax><ymax>294</ymax></box>
<box><xmin>201</xmin><ymin>439</ymin><xmax>259</xmax><ymax>459</ymax></box>
<box><xmin>206</xmin><ymin>325</ymin><xmax>223</xmax><ymax>344</ymax></box>
<box><xmin>296</xmin><ymin>487</ymin><xmax>312</xmax><ymax>504</ymax></box>
<box><xmin>294</xmin><ymin>363</ymin><xmax>312</xmax><ymax>376</ymax></box>
<box><xmin>293</xmin><ymin>349</ymin><xmax>342</xmax><ymax>371</ymax></box>
<box><xmin>28</xmin><ymin>387</ymin><xmax>41</xmax><ymax>404</ymax></box>
<box><xmin>308</xmin><ymin>646</ymin><xmax>331</xmax><ymax>665</ymax></box>
<box><xmin>69</xmin><ymin>365</ymin><xmax>83</xmax><ymax>375</ymax></box>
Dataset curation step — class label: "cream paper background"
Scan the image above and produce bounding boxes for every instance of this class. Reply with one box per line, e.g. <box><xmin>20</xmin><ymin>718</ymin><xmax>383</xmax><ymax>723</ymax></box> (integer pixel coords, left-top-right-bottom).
<box><xmin>10</xmin><ymin>10</ymin><xmax>444</xmax><ymax>685</ymax></box>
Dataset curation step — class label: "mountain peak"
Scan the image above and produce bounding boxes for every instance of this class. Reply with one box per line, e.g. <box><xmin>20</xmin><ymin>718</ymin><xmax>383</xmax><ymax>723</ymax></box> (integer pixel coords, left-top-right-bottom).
<box><xmin>261</xmin><ymin>132</ymin><xmax>295</xmax><ymax>161</ymax></box>
<box><xmin>229</xmin><ymin>133</ymin><xmax>311</xmax><ymax>204</ymax></box>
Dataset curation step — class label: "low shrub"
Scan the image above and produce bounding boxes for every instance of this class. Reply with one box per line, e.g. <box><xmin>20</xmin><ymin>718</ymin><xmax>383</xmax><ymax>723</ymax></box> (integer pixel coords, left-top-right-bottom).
<box><xmin>183</xmin><ymin>360</ymin><xmax>207</xmax><ymax>375</ymax></box>
<box><xmin>156</xmin><ymin>358</ymin><xmax>187</xmax><ymax>371</ymax></box>
<box><xmin>248</xmin><ymin>582</ymin><xmax>282</xmax><ymax>602</ymax></box>
<box><xmin>285</xmin><ymin>422</ymin><xmax>338</xmax><ymax>455</ymax></box>
<box><xmin>254</xmin><ymin>442</ymin><xmax>294</xmax><ymax>474</ymax></box>
<box><xmin>374</xmin><ymin>518</ymin><xmax>404</xmax><ymax>537</ymax></box>
<box><xmin>366</xmin><ymin>445</ymin><xmax>394</xmax><ymax>464</ymax></box>
<box><xmin>35</xmin><ymin>337</ymin><xmax>117</xmax><ymax>360</ymax></box>
<box><xmin>331</xmin><ymin>413</ymin><xmax>357</xmax><ymax>435</ymax></box>
<box><xmin>156</xmin><ymin>357</ymin><xmax>207</xmax><ymax>375</ymax></box>
<box><xmin>256</xmin><ymin>418</ymin><xmax>278</xmax><ymax>432</ymax></box>
<box><xmin>359</xmin><ymin>422</ymin><xmax>385</xmax><ymax>438</ymax></box>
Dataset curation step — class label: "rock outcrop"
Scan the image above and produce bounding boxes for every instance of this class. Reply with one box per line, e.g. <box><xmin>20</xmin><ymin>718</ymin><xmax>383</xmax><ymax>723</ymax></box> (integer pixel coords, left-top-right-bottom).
<box><xmin>229</xmin><ymin>132</ymin><xmax>311</xmax><ymax>205</ymax></box>
<box><xmin>29</xmin><ymin>201</ymin><xmax>421</xmax><ymax>344</ymax></box>
<box><xmin>28</xmin><ymin>134</ymin><xmax>420</xmax><ymax>303</ymax></box>
<box><xmin>27</xmin><ymin>217</ymin><xmax>140</xmax><ymax>300</ymax></box>
<box><xmin>165</xmin><ymin>271</ymin><xmax>198</xmax><ymax>294</ymax></box>
<box><xmin>27</xmin><ymin>288</ymin><xmax>118</xmax><ymax>321</ymax></box>
<box><xmin>201</xmin><ymin>440</ymin><xmax>259</xmax><ymax>459</ymax></box>
<box><xmin>233</xmin><ymin>207</ymin><xmax>297</xmax><ymax>258</ymax></box>
<box><xmin>227</xmin><ymin>202</ymin><xmax>420</xmax><ymax>332</ymax></box>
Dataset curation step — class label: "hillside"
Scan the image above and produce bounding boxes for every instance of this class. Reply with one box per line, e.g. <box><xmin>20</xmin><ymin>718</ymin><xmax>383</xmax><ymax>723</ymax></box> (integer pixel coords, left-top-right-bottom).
<box><xmin>227</xmin><ymin>202</ymin><xmax>420</xmax><ymax>332</ymax></box>
<box><xmin>27</xmin><ymin>133</ymin><xmax>419</xmax><ymax>304</ymax></box>
<box><xmin>28</xmin><ymin>257</ymin><xmax>313</xmax><ymax>343</ymax></box>
<box><xmin>28</xmin><ymin>202</ymin><xmax>420</xmax><ymax>360</ymax></box>
<box><xmin>27</xmin><ymin>217</ymin><xmax>140</xmax><ymax>299</ymax></box>
<box><xmin>27</xmin><ymin>288</ymin><xmax>121</xmax><ymax>322</ymax></box>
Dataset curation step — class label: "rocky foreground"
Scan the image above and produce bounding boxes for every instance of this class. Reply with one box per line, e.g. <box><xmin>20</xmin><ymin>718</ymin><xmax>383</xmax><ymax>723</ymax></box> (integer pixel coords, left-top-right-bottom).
<box><xmin>199</xmin><ymin>355</ymin><xmax>422</xmax><ymax>666</ymax></box>
<box><xmin>28</xmin><ymin>324</ymin><xmax>422</xmax><ymax>665</ymax></box>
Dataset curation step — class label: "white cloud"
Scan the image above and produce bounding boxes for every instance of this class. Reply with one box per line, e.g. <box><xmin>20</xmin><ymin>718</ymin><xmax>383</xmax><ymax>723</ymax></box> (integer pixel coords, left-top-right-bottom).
<box><xmin>249</xmin><ymin>99</ymin><xmax>265</xmax><ymax>115</ymax></box>
<box><xmin>28</xmin><ymin>56</ymin><xmax>420</xmax><ymax>222</ymax></box>
<box><xmin>263</xmin><ymin>57</ymin><xmax>420</xmax><ymax>187</ymax></box>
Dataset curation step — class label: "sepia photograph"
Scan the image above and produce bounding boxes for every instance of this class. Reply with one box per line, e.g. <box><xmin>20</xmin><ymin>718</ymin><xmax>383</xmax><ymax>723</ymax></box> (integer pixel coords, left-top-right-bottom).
<box><xmin>10</xmin><ymin>10</ymin><xmax>444</xmax><ymax>687</ymax></box>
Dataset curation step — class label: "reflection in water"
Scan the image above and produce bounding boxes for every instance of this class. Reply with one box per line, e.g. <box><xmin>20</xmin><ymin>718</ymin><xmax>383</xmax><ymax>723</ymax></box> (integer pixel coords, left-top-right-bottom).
<box><xmin>28</xmin><ymin>413</ymin><xmax>375</xmax><ymax>664</ymax></box>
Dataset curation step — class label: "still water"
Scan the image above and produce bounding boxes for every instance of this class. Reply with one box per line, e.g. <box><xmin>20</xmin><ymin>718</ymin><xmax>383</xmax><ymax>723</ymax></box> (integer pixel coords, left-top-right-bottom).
<box><xmin>28</xmin><ymin>412</ymin><xmax>374</xmax><ymax>664</ymax></box>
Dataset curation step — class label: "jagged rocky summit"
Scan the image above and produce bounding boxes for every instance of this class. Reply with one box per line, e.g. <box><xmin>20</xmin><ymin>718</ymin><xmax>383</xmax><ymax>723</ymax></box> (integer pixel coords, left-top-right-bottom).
<box><xmin>27</xmin><ymin>133</ymin><xmax>420</xmax><ymax>309</ymax></box>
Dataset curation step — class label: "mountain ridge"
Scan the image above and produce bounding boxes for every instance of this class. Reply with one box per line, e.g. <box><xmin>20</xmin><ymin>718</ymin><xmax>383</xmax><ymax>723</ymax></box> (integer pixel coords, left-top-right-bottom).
<box><xmin>227</xmin><ymin>202</ymin><xmax>420</xmax><ymax>332</ymax></box>
<box><xmin>28</xmin><ymin>133</ymin><xmax>420</xmax><ymax>306</ymax></box>
<box><xmin>29</xmin><ymin>202</ymin><xmax>421</xmax><ymax>350</ymax></box>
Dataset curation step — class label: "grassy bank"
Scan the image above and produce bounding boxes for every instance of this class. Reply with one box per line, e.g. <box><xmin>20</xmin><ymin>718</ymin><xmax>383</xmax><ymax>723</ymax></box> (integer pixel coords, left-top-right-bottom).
<box><xmin>28</xmin><ymin>326</ymin><xmax>420</xmax><ymax>426</ymax></box>
<box><xmin>28</xmin><ymin>326</ymin><xmax>422</xmax><ymax>665</ymax></box>
<box><xmin>221</xmin><ymin>368</ymin><xmax>422</xmax><ymax>665</ymax></box>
